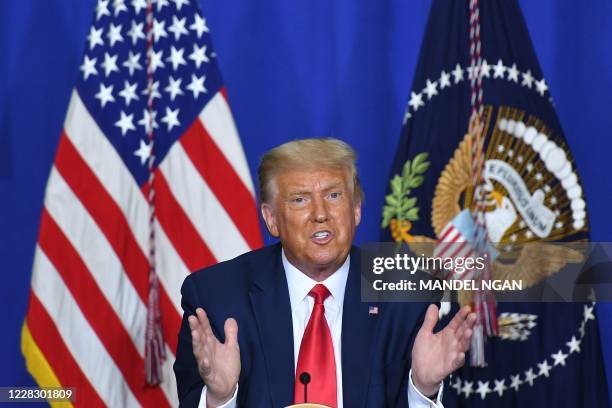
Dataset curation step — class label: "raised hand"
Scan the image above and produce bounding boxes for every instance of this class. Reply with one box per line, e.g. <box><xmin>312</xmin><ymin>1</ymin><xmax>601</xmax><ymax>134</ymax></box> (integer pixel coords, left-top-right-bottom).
<box><xmin>188</xmin><ymin>308</ymin><xmax>241</xmax><ymax>407</ymax></box>
<box><xmin>411</xmin><ymin>304</ymin><xmax>477</xmax><ymax>396</ymax></box>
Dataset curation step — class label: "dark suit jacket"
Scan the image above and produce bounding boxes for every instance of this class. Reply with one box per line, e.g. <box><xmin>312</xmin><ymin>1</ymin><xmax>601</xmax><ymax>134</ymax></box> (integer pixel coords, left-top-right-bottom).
<box><xmin>174</xmin><ymin>244</ymin><xmax>429</xmax><ymax>407</ymax></box>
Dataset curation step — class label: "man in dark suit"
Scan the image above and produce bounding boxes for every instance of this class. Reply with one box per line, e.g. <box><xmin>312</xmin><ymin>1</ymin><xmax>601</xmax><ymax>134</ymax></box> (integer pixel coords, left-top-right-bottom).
<box><xmin>174</xmin><ymin>138</ymin><xmax>476</xmax><ymax>407</ymax></box>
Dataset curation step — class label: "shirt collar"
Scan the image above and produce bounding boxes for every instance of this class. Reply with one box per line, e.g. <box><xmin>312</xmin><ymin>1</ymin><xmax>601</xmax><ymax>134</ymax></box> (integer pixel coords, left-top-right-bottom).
<box><xmin>282</xmin><ymin>248</ymin><xmax>350</xmax><ymax>311</ymax></box>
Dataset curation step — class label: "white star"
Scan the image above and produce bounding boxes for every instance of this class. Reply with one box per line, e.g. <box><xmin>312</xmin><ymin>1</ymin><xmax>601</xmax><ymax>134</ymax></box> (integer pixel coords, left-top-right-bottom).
<box><xmin>80</xmin><ymin>55</ymin><xmax>97</xmax><ymax>80</ymax></box>
<box><xmin>524</xmin><ymin>368</ymin><xmax>537</xmax><ymax>387</ymax></box>
<box><xmin>155</xmin><ymin>0</ymin><xmax>170</xmax><ymax>11</ymax></box>
<box><xmin>131</xmin><ymin>0</ymin><xmax>147</xmax><ymax>14</ymax></box>
<box><xmin>476</xmin><ymin>381</ymin><xmax>491</xmax><ymax>400</ymax></box>
<box><xmin>452</xmin><ymin>64</ymin><xmax>464</xmax><ymax>83</ymax></box>
<box><xmin>189</xmin><ymin>44</ymin><xmax>209</xmax><ymax>68</ymax></box>
<box><xmin>535</xmin><ymin>78</ymin><xmax>548</xmax><ymax>96</ymax></box>
<box><xmin>96</xmin><ymin>0</ymin><xmax>111</xmax><ymax>19</ymax></box>
<box><xmin>451</xmin><ymin>377</ymin><xmax>462</xmax><ymax>392</ymax></box>
<box><xmin>142</xmin><ymin>80</ymin><xmax>161</xmax><ymax>101</ymax></box>
<box><xmin>190</xmin><ymin>14</ymin><xmax>209</xmax><ymax>38</ymax></box>
<box><xmin>517</xmin><ymin>155</ymin><xmax>524</xmax><ymax>163</ymax></box>
<box><xmin>537</xmin><ymin>360</ymin><xmax>552</xmax><ymax>378</ymax></box>
<box><xmin>507</xmin><ymin>64</ymin><xmax>519</xmax><ymax>82</ymax></box>
<box><xmin>168</xmin><ymin>15</ymin><xmax>189</xmax><ymax>41</ymax></box>
<box><xmin>549</xmin><ymin>196</ymin><xmax>558</xmax><ymax>206</ymax></box>
<box><xmin>584</xmin><ymin>305</ymin><xmax>595</xmax><ymax>321</ymax></box>
<box><xmin>497</xmin><ymin>144</ymin><xmax>505</xmax><ymax>153</ymax></box>
<box><xmin>164</xmin><ymin>76</ymin><xmax>184</xmax><ymax>101</ymax></box>
<box><xmin>187</xmin><ymin>74</ymin><xmax>207</xmax><ymax>98</ymax></box>
<box><xmin>507</xmin><ymin>149</ymin><xmax>514</xmax><ymax>157</ymax></box>
<box><xmin>439</xmin><ymin>70</ymin><xmax>451</xmax><ymax>89</ymax></box>
<box><xmin>122</xmin><ymin>51</ymin><xmax>142</xmax><ymax>76</ymax></box>
<box><xmin>114</xmin><ymin>110</ymin><xmax>136</xmax><ymax>136</ymax></box>
<box><xmin>172</xmin><ymin>0</ymin><xmax>189</xmax><ymax>10</ymax></box>
<box><xmin>118</xmin><ymin>80</ymin><xmax>139</xmax><ymax>106</ymax></box>
<box><xmin>555</xmin><ymin>221</ymin><xmax>563</xmax><ymax>229</ymax></box>
<box><xmin>525</xmin><ymin>230</ymin><xmax>534</xmax><ymax>239</ymax></box>
<box><xmin>510</xmin><ymin>374</ymin><xmax>522</xmax><ymax>391</ymax></box>
<box><xmin>567</xmin><ymin>336</ymin><xmax>581</xmax><ymax>354</ymax></box>
<box><xmin>87</xmin><ymin>26</ymin><xmax>104</xmax><ymax>50</ymax></box>
<box><xmin>544</xmin><ymin>184</ymin><xmax>551</xmax><ymax>193</ymax></box>
<box><xmin>461</xmin><ymin>380</ymin><xmax>474</xmax><ymax>398</ymax></box>
<box><xmin>493</xmin><ymin>59</ymin><xmax>506</xmax><ymax>78</ymax></box>
<box><xmin>106</xmin><ymin>23</ymin><xmax>123</xmax><ymax>47</ymax></box>
<box><xmin>127</xmin><ymin>20</ymin><xmax>145</xmax><ymax>45</ymax></box>
<box><xmin>95</xmin><ymin>83</ymin><xmax>115</xmax><ymax>108</ymax></box>
<box><xmin>552</xmin><ymin>349</ymin><xmax>568</xmax><ymax>366</ymax></box>
<box><xmin>408</xmin><ymin>91</ymin><xmax>424</xmax><ymax>111</ymax></box>
<box><xmin>522</xmin><ymin>70</ymin><xmax>534</xmax><ymax>88</ymax></box>
<box><xmin>113</xmin><ymin>0</ymin><xmax>128</xmax><ymax>16</ymax></box>
<box><xmin>510</xmin><ymin>234</ymin><xmax>517</xmax><ymax>242</ymax></box>
<box><xmin>134</xmin><ymin>139</ymin><xmax>152</xmax><ymax>165</ymax></box>
<box><xmin>150</xmin><ymin>49</ymin><xmax>165</xmax><ymax>72</ymax></box>
<box><xmin>480</xmin><ymin>59</ymin><xmax>491</xmax><ymax>78</ymax></box>
<box><xmin>161</xmin><ymin>106</ymin><xmax>181</xmax><ymax>131</ymax></box>
<box><xmin>580</xmin><ymin>320</ymin><xmax>586</xmax><ymax>338</ymax></box>
<box><xmin>423</xmin><ymin>79</ymin><xmax>438</xmax><ymax>99</ymax></box>
<box><xmin>526</xmin><ymin>163</ymin><xmax>534</xmax><ymax>172</ymax></box>
<box><xmin>138</xmin><ymin>109</ymin><xmax>158</xmax><ymax>134</ymax></box>
<box><xmin>166</xmin><ymin>46</ymin><xmax>187</xmax><ymax>71</ymax></box>
<box><xmin>152</xmin><ymin>18</ymin><xmax>168</xmax><ymax>42</ymax></box>
<box><xmin>493</xmin><ymin>379</ymin><xmax>507</xmax><ymax>397</ymax></box>
<box><xmin>535</xmin><ymin>172</ymin><xmax>543</xmax><ymax>181</ymax></box>
<box><xmin>402</xmin><ymin>110</ymin><xmax>411</xmax><ymax>124</ymax></box>
<box><xmin>519</xmin><ymin>220</ymin><xmax>526</xmax><ymax>228</ymax></box>
<box><xmin>101</xmin><ymin>52</ymin><xmax>119</xmax><ymax>77</ymax></box>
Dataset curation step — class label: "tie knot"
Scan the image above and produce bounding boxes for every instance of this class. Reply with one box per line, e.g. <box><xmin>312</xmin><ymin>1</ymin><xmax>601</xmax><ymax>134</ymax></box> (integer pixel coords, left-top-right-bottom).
<box><xmin>309</xmin><ymin>284</ymin><xmax>331</xmax><ymax>304</ymax></box>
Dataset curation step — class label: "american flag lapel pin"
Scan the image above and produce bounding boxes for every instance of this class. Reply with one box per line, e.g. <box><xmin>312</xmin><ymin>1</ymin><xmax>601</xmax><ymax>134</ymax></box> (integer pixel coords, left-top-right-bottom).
<box><xmin>368</xmin><ymin>306</ymin><xmax>379</xmax><ymax>316</ymax></box>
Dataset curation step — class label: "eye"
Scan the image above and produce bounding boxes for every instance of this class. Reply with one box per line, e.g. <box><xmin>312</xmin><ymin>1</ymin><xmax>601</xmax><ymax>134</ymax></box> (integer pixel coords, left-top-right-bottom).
<box><xmin>290</xmin><ymin>196</ymin><xmax>307</xmax><ymax>205</ymax></box>
<box><xmin>328</xmin><ymin>191</ymin><xmax>342</xmax><ymax>200</ymax></box>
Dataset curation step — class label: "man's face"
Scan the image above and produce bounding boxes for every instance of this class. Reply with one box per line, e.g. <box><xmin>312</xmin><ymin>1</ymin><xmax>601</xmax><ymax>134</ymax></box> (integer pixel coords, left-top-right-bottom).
<box><xmin>261</xmin><ymin>167</ymin><xmax>361</xmax><ymax>278</ymax></box>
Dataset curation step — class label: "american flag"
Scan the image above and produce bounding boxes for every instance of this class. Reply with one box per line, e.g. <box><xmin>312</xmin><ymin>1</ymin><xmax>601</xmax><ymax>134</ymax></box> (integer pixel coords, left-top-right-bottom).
<box><xmin>21</xmin><ymin>0</ymin><xmax>262</xmax><ymax>406</ymax></box>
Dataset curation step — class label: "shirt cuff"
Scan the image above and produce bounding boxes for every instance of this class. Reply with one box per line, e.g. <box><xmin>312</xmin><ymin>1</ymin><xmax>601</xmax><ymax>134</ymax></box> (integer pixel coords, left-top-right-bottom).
<box><xmin>407</xmin><ymin>369</ymin><xmax>444</xmax><ymax>408</ymax></box>
<box><xmin>198</xmin><ymin>385</ymin><xmax>238</xmax><ymax>408</ymax></box>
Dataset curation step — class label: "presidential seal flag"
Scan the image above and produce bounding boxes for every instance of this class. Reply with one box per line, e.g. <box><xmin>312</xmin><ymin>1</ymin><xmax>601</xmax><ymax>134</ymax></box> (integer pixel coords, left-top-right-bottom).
<box><xmin>382</xmin><ymin>0</ymin><xmax>610</xmax><ymax>406</ymax></box>
<box><xmin>21</xmin><ymin>0</ymin><xmax>262</xmax><ymax>406</ymax></box>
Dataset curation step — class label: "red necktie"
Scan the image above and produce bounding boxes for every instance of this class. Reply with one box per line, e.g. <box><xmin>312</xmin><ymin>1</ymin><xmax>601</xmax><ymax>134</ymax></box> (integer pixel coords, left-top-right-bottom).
<box><xmin>294</xmin><ymin>284</ymin><xmax>337</xmax><ymax>407</ymax></box>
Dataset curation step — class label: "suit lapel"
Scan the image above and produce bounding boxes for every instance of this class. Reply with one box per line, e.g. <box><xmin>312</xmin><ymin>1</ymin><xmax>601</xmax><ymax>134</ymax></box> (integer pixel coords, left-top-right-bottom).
<box><xmin>342</xmin><ymin>247</ymin><xmax>379</xmax><ymax>407</ymax></box>
<box><xmin>248</xmin><ymin>244</ymin><xmax>295</xmax><ymax>407</ymax></box>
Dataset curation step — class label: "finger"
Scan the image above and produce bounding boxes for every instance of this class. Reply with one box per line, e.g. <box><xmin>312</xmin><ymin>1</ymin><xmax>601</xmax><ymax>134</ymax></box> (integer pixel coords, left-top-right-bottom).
<box><xmin>454</xmin><ymin>312</ymin><xmax>476</xmax><ymax>341</ymax></box>
<box><xmin>446</xmin><ymin>305</ymin><xmax>470</xmax><ymax>333</ymax></box>
<box><xmin>460</xmin><ymin>328</ymin><xmax>472</xmax><ymax>351</ymax></box>
<box><xmin>453</xmin><ymin>352</ymin><xmax>466</xmax><ymax>370</ymax></box>
<box><xmin>224</xmin><ymin>318</ymin><xmax>239</xmax><ymax>347</ymax></box>
<box><xmin>420</xmin><ymin>304</ymin><xmax>439</xmax><ymax>334</ymax></box>
<box><xmin>196</xmin><ymin>308</ymin><xmax>214</xmax><ymax>337</ymax></box>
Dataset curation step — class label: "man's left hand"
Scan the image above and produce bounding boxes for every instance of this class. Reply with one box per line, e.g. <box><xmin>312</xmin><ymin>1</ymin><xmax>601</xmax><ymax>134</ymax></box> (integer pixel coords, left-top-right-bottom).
<box><xmin>411</xmin><ymin>304</ymin><xmax>477</xmax><ymax>396</ymax></box>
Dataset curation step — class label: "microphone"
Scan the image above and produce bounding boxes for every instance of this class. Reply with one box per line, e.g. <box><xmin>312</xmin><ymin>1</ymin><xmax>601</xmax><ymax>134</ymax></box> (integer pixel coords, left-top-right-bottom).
<box><xmin>299</xmin><ymin>371</ymin><xmax>311</xmax><ymax>402</ymax></box>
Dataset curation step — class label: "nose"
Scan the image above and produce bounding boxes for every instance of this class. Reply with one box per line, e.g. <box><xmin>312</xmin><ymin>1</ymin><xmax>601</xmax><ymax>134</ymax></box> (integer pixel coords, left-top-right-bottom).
<box><xmin>311</xmin><ymin>195</ymin><xmax>329</xmax><ymax>223</ymax></box>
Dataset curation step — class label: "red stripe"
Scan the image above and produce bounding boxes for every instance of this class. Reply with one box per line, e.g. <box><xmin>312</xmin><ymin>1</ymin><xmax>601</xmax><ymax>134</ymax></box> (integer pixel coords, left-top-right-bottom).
<box><xmin>181</xmin><ymin>116</ymin><xmax>263</xmax><ymax>250</ymax></box>
<box><xmin>38</xmin><ymin>210</ymin><xmax>170</xmax><ymax>407</ymax></box>
<box><xmin>160</xmin><ymin>287</ymin><xmax>180</xmax><ymax>353</ymax></box>
<box><xmin>55</xmin><ymin>133</ymin><xmax>148</xmax><ymax>300</ymax></box>
<box><xmin>26</xmin><ymin>292</ymin><xmax>106</xmax><ymax>407</ymax></box>
<box><xmin>146</xmin><ymin>170</ymin><xmax>217</xmax><ymax>272</ymax></box>
<box><xmin>57</xmin><ymin>132</ymin><xmax>180</xmax><ymax>356</ymax></box>
<box><xmin>436</xmin><ymin>224</ymin><xmax>456</xmax><ymax>243</ymax></box>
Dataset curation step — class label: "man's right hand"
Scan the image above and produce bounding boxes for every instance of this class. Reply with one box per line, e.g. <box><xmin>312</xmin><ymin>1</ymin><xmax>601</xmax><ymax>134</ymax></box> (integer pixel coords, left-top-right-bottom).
<box><xmin>188</xmin><ymin>308</ymin><xmax>241</xmax><ymax>407</ymax></box>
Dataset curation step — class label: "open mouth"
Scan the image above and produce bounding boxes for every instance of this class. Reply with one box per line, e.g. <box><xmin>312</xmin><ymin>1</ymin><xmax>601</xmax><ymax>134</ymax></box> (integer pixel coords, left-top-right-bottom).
<box><xmin>310</xmin><ymin>230</ymin><xmax>333</xmax><ymax>244</ymax></box>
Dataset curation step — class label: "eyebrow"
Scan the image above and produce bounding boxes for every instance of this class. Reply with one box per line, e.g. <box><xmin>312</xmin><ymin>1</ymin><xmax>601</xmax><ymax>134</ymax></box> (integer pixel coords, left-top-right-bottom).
<box><xmin>287</xmin><ymin>182</ymin><xmax>344</xmax><ymax>196</ymax></box>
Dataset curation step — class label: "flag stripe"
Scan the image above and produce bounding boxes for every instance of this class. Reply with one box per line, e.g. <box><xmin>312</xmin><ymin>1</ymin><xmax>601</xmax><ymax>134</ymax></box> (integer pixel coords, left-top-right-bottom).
<box><xmin>150</xmin><ymin>171</ymin><xmax>217</xmax><ymax>271</ymax></box>
<box><xmin>54</xmin><ymin>132</ymin><xmax>149</xmax><ymax>300</ymax></box>
<box><xmin>38</xmin><ymin>210</ymin><xmax>171</xmax><ymax>407</ymax></box>
<box><xmin>199</xmin><ymin>91</ymin><xmax>255</xmax><ymax>194</ymax></box>
<box><xmin>32</xmin><ymin>247</ymin><xmax>140</xmax><ymax>407</ymax></box>
<box><xmin>161</xmin><ymin>141</ymin><xmax>251</xmax><ymax>262</ymax></box>
<box><xmin>181</xmin><ymin>116</ymin><xmax>262</xmax><ymax>249</ymax></box>
<box><xmin>55</xmin><ymin>131</ymin><xmax>181</xmax><ymax>355</ymax></box>
<box><xmin>43</xmin><ymin>167</ymin><xmax>146</xmax><ymax>354</ymax></box>
<box><xmin>155</xmin><ymin>222</ymin><xmax>189</xmax><ymax>315</ymax></box>
<box><xmin>26</xmin><ymin>296</ymin><xmax>106</xmax><ymax>408</ymax></box>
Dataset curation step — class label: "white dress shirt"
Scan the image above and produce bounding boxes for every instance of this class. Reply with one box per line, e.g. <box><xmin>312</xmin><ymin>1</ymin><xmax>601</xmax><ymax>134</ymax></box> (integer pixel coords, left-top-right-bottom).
<box><xmin>199</xmin><ymin>251</ymin><xmax>444</xmax><ymax>407</ymax></box>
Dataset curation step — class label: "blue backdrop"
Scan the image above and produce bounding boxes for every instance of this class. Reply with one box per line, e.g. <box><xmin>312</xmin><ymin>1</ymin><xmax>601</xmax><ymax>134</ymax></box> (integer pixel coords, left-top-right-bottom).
<box><xmin>1</xmin><ymin>0</ymin><xmax>611</xmax><ymax>403</ymax></box>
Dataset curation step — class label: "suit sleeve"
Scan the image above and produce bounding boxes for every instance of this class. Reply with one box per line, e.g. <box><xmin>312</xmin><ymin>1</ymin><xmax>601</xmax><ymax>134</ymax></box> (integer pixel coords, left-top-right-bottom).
<box><xmin>174</xmin><ymin>274</ymin><xmax>207</xmax><ymax>407</ymax></box>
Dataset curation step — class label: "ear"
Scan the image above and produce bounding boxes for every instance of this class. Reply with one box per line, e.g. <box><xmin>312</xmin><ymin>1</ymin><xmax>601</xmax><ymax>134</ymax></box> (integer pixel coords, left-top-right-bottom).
<box><xmin>261</xmin><ymin>203</ymin><xmax>280</xmax><ymax>237</ymax></box>
<box><xmin>353</xmin><ymin>198</ymin><xmax>362</xmax><ymax>227</ymax></box>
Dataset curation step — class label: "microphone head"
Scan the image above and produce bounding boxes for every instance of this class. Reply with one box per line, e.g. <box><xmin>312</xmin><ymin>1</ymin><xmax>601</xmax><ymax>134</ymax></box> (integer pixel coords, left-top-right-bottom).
<box><xmin>299</xmin><ymin>372</ymin><xmax>311</xmax><ymax>385</ymax></box>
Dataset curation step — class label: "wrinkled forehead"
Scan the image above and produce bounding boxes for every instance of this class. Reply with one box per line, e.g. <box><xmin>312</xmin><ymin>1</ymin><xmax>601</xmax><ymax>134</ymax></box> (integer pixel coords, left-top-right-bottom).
<box><xmin>272</xmin><ymin>166</ymin><xmax>352</xmax><ymax>195</ymax></box>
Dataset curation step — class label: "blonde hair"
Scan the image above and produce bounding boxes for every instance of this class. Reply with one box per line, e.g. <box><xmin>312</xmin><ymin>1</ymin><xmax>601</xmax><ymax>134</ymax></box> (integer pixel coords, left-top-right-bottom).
<box><xmin>258</xmin><ymin>138</ymin><xmax>364</xmax><ymax>204</ymax></box>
